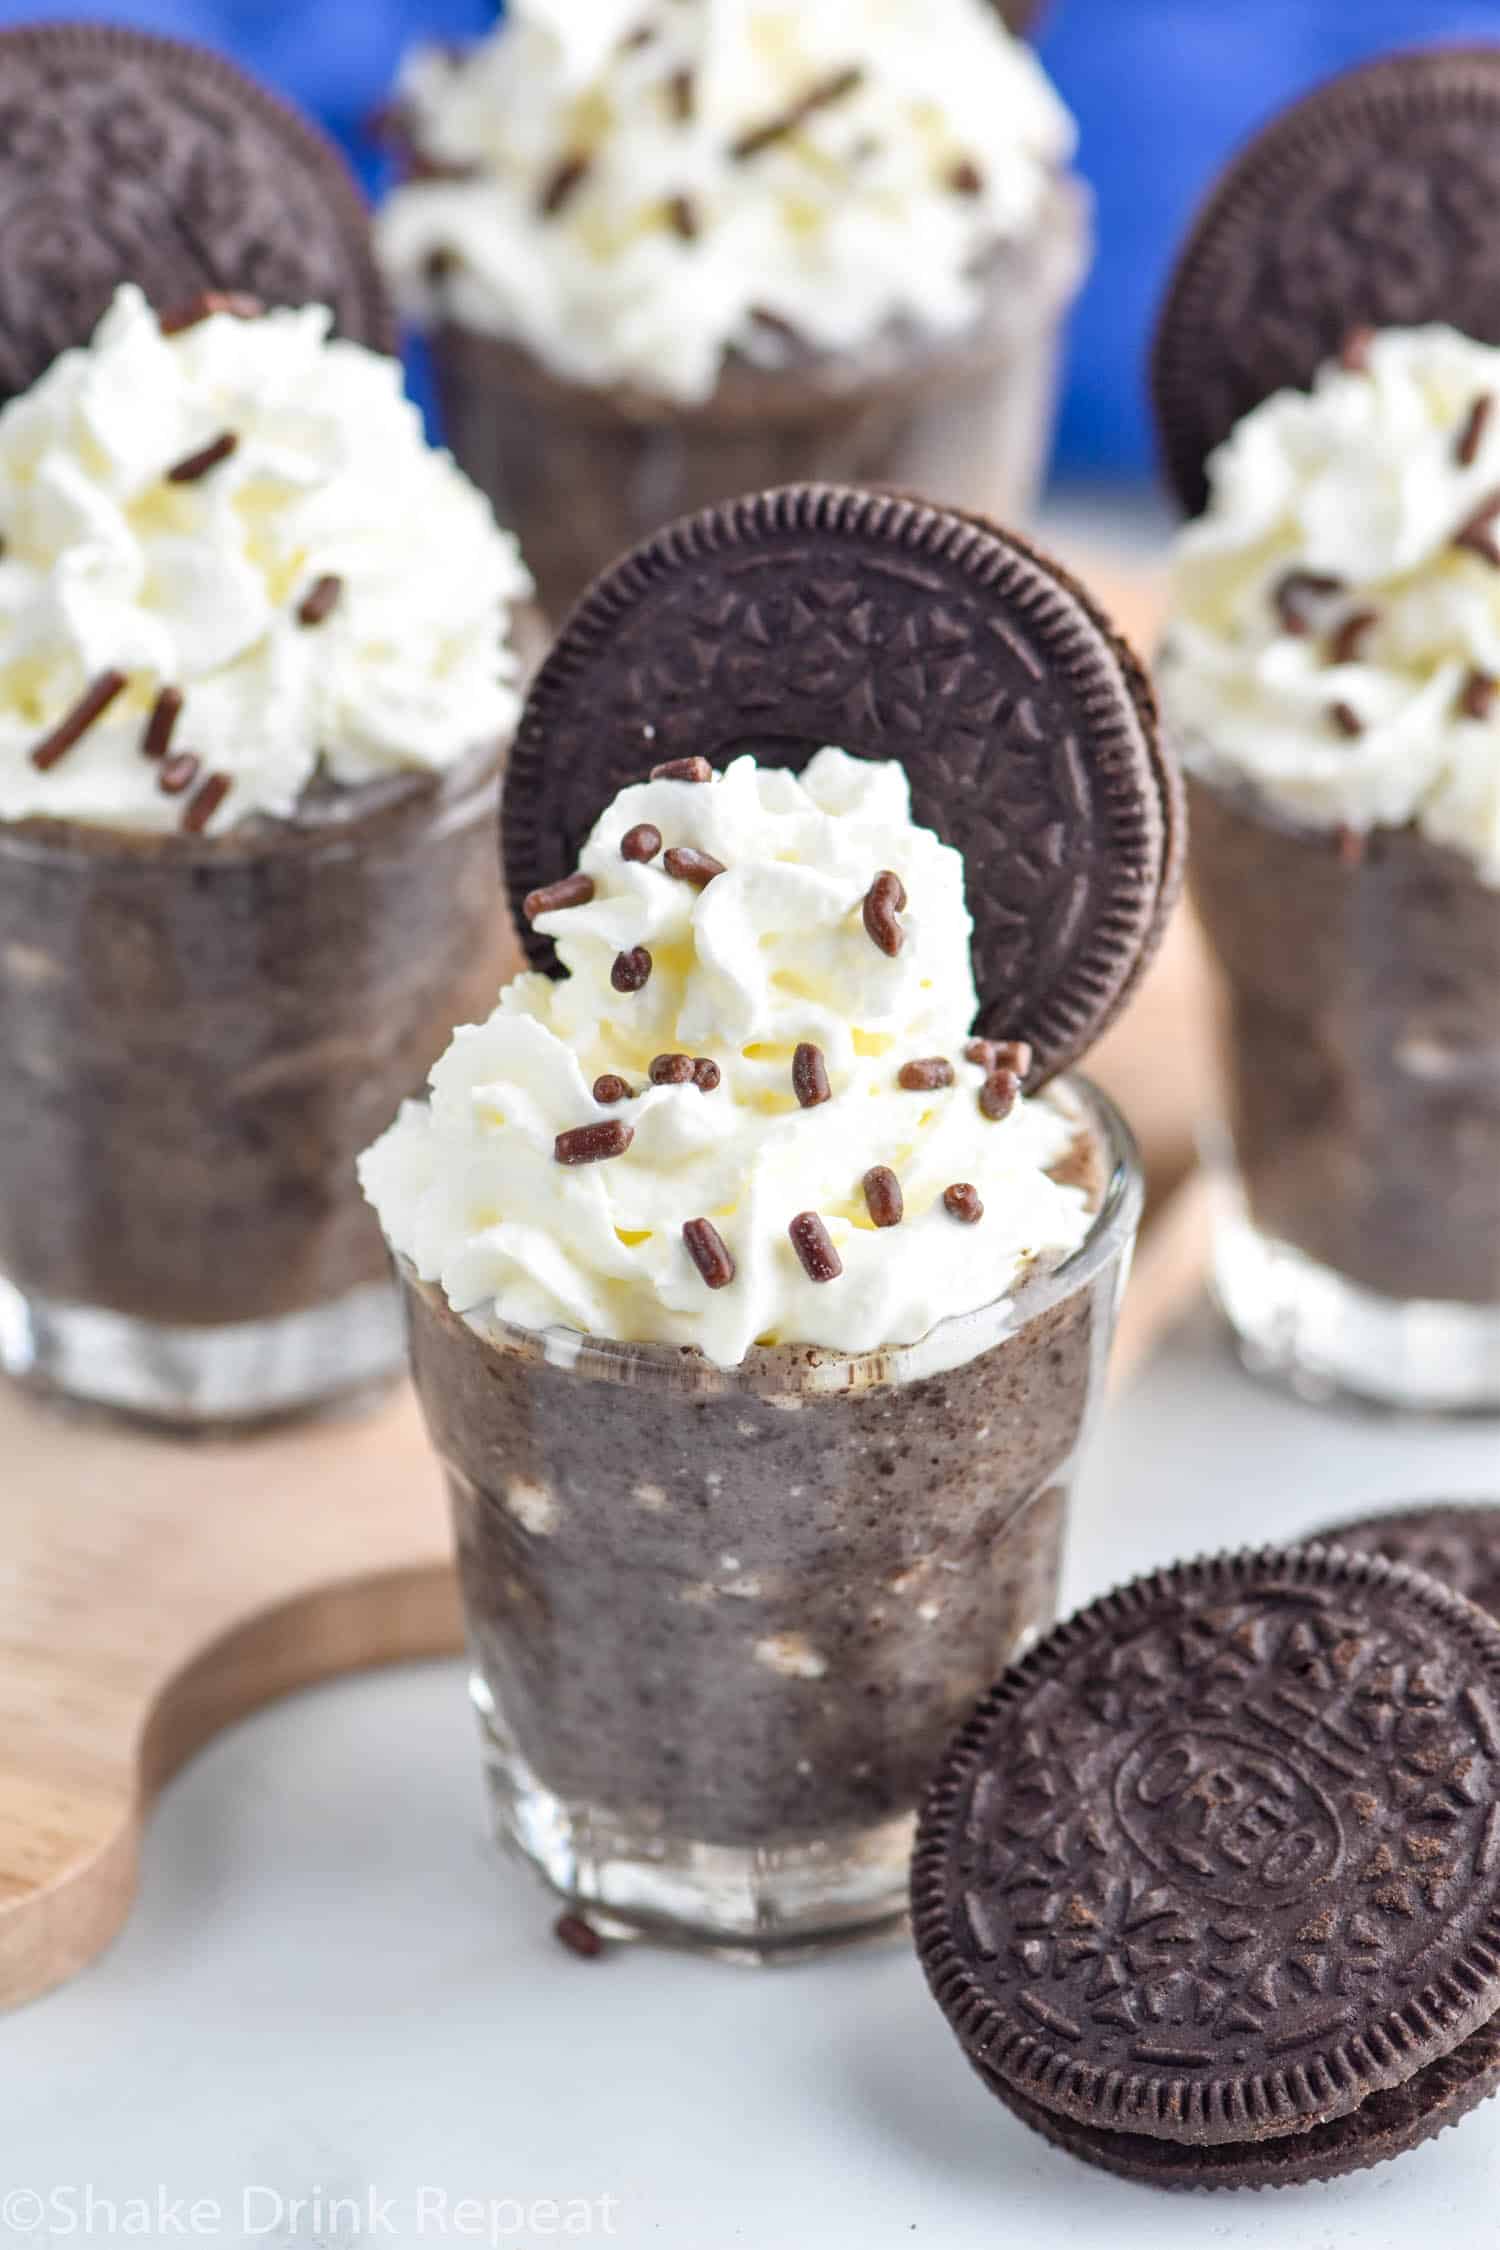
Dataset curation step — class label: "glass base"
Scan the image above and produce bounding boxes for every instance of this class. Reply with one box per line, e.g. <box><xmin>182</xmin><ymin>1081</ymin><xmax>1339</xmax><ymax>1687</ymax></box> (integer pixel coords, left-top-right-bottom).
<box><xmin>0</xmin><ymin>1273</ymin><xmax>405</xmax><ymax>1433</ymax></box>
<box><xmin>473</xmin><ymin>1679</ymin><xmax>912</xmax><ymax>1965</ymax></box>
<box><xmin>1211</xmin><ymin>1186</ymin><xmax>1500</xmax><ymax>1415</ymax></box>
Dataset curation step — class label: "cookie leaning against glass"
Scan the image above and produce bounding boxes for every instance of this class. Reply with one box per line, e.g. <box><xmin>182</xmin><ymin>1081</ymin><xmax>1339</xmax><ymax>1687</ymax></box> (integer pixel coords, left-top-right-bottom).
<box><xmin>0</xmin><ymin>22</ymin><xmax>534</xmax><ymax>1429</ymax></box>
<box><xmin>1153</xmin><ymin>45</ymin><xmax>1500</xmax><ymax>1412</ymax></box>
<box><xmin>360</xmin><ymin>484</ymin><xmax>1181</xmax><ymax>1958</ymax></box>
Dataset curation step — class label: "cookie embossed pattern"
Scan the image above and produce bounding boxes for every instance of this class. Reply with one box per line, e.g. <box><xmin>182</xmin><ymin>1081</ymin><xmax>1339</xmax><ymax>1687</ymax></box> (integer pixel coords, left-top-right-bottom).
<box><xmin>0</xmin><ymin>20</ymin><xmax>391</xmax><ymax>407</ymax></box>
<box><xmin>913</xmin><ymin>1545</ymin><xmax>1500</xmax><ymax>2188</ymax></box>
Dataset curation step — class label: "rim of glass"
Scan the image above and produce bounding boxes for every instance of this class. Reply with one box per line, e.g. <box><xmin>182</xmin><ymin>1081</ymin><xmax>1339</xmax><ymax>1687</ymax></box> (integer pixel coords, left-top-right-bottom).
<box><xmin>403</xmin><ymin>1074</ymin><xmax>1143</xmax><ymax>1400</ymax></box>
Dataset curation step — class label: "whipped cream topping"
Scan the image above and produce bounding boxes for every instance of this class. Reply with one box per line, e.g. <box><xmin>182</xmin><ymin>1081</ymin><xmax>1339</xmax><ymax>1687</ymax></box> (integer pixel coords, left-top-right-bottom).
<box><xmin>360</xmin><ymin>750</ymin><xmax>1093</xmax><ymax>1368</ymax></box>
<box><xmin>378</xmin><ymin>0</ymin><xmax>1076</xmax><ymax>405</ymax></box>
<box><xmin>1163</xmin><ymin>324</ymin><xmax>1500</xmax><ymax>882</ymax></box>
<box><xmin>0</xmin><ymin>285</ymin><xmax>532</xmax><ymax>835</ymax></box>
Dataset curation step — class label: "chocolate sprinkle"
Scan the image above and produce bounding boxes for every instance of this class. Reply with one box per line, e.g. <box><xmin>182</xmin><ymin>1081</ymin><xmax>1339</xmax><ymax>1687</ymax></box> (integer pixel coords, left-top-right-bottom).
<box><xmin>621</xmin><ymin>822</ymin><xmax>663</xmax><ymax>862</ymax></box>
<box><xmin>1457</xmin><ymin>392</ymin><xmax>1495</xmax><ymax>469</ymax></box>
<box><xmin>30</xmin><ymin>669</ymin><xmax>127</xmax><ymax>771</ymax></box>
<box><xmin>731</xmin><ymin>65</ymin><xmax>864</xmax><ymax>161</ymax></box>
<box><xmin>141</xmin><ymin>684</ymin><xmax>183</xmax><ymax>762</ymax></box>
<box><xmin>524</xmin><ymin>873</ymin><xmax>595</xmax><ymax>922</ymax></box>
<box><xmin>1328</xmin><ymin>608</ymin><xmax>1379</xmax><ymax>665</ymax></box>
<box><xmin>180</xmin><ymin>771</ymin><xmax>232</xmax><ymax>833</ymax></box>
<box><xmin>553</xmin><ymin>1912</ymin><xmax>605</xmax><ymax>1959</ymax></box>
<box><xmin>792</xmin><ymin>1042</ymin><xmax>831</xmax><ymax>1108</ymax></box>
<box><xmin>666</xmin><ymin>67</ymin><xmax>695</xmax><ymax>123</ymax></box>
<box><xmin>1272</xmin><ymin>569</ymin><xmax>1345</xmax><ymax>636</ymax></box>
<box><xmin>683</xmin><ymin>1217</ymin><xmax>735</xmax><ymax>1290</ymax></box>
<box><xmin>158</xmin><ymin>291</ymin><xmax>266</xmax><ymax>336</ymax></box>
<box><xmin>898</xmin><ymin>1057</ymin><xmax>954</xmax><ymax>1092</ymax></box>
<box><xmin>965</xmin><ymin>1037</ymin><xmax>1033</xmax><ymax>1079</ymax></box>
<box><xmin>948</xmin><ymin>157</ymin><xmax>985</xmax><ymax>196</ymax></box>
<box><xmin>556</xmin><ymin>1120</ymin><xmax>634</xmax><ymax>1165</ymax></box>
<box><xmin>979</xmin><ymin>1069</ymin><xmax>1021</xmax><ymax>1122</ymax></box>
<box><xmin>158</xmin><ymin>750</ymin><xmax>201</xmax><ymax>797</ymax></box>
<box><xmin>692</xmin><ymin>1057</ymin><xmax>721</xmax><ymax>1092</ymax></box>
<box><xmin>943</xmin><ymin>1183</ymin><xmax>983</xmax><ymax>1224</ymax></box>
<box><xmin>862</xmin><ymin>1166</ymin><xmax>903</xmax><ymax>1228</ymax></box>
<box><xmin>862</xmin><ymin>869</ymin><xmax>906</xmax><ymax>957</ymax></box>
<box><xmin>1329</xmin><ymin>699</ymin><xmax>1365</xmax><ymax>738</ymax></box>
<box><xmin>1339</xmin><ymin>323</ymin><xmax>1376</xmax><ymax>372</ymax></box>
<box><xmin>611</xmin><ymin>946</ymin><xmax>653</xmax><ymax>993</ymax></box>
<box><xmin>666</xmin><ymin>192</ymin><xmax>699</xmax><ymax>241</ymax></box>
<box><xmin>788</xmin><ymin>1210</ymin><xmax>842</xmax><ymax>1284</ymax></box>
<box><xmin>662</xmin><ymin>846</ymin><xmax>724</xmax><ymax>888</ymax></box>
<box><xmin>1453</xmin><ymin>488</ymin><xmax>1500</xmax><ymax>566</ymax></box>
<box><xmin>166</xmin><ymin>429</ymin><xmax>238</xmax><ymax>484</ymax></box>
<box><xmin>1461</xmin><ymin>667</ymin><xmax>1498</xmax><ymax>720</ymax></box>
<box><xmin>1335</xmin><ymin>823</ymin><xmax>1367</xmax><ymax>867</ymax></box>
<box><xmin>649</xmin><ymin>1052</ymin><xmax>696</xmax><ymax>1085</ymax></box>
<box><xmin>297</xmin><ymin>573</ymin><xmax>343</xmax><ymax>628</ymax></box>
<box><xmin>650</xmin><ymin>755</ymin><xmax>712</xmax><ymax>782</ymax></box>
<box><xmin>592</xmin><ymin>1074</ymin><xmax>634</xmax><ymax>1105</ymax></box>
<box><xmin>538</xmin><ymin>152</ymin><xmax>591</xmax><ymax>217</ymax></box>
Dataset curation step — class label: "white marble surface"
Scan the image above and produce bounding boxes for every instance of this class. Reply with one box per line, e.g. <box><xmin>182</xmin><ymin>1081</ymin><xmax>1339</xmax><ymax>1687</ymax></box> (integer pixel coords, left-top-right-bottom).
<box><xmin>4</xmin><ymin>1299</ymin><xmax>1499</xmax><ymax>2250</ymax></box>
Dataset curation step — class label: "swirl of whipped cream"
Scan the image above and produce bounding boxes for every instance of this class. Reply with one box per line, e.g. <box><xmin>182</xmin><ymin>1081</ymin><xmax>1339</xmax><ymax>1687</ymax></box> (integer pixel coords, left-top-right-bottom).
<box><xmin>360</xmin><ymin>749</ymin><xmax>1093</xmax><ymax>1369</ymax></box>
<box><xmin>1162</xmin><ymin>324</ymin><xmax>1500</xmax><ymax>883</ymax></box>
<box><xmin>377</xmin><ymin>0</ymin><xmax>1076</xmax><ymax>405</ymax></box>
<box><xmin>0</xmin><ymin>284</ymin><xmax>532</xmax><ymax>835</ymax></box>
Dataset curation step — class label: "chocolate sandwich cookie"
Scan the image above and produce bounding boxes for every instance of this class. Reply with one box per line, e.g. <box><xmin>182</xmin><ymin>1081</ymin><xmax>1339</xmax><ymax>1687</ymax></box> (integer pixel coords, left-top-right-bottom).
<box><xmin>913</xmin><ymin>1544</ymin><xmax>1500</xmax><ymax>2190</ymax></box>
<box><xmin>1152</xmin><ymin>46</ymin><xmax>1500</xmax><ymax>515</ymax></box>
<box><xmin>504</xmin><ymin>484</ymin><xmax>1176</xmax><ymax>1085</ymax></box>
<box><xmin>1313</xmin><ymin>1505</ymin><xmax>1500</xmax><ymax>1623</ymax></box>
<box><xmin>0</xmin><ymin>21</ymin><xmax>391</xmax><ymax>406</ymax></box>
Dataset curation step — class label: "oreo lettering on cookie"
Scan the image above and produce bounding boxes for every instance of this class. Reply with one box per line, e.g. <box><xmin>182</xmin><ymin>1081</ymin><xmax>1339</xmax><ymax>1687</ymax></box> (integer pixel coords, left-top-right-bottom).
<box><xmin>0</xmin><ymin>21</ymin><xmax>391</xmax><ymax>407</ymax></box>
<box><xmin>912</xmin><ymin>1545</ymin><xmax>1500</xmax><ymax>2190</ymax></box>
<box><xmin>1152</xmin><ymin>47</ymin><xmax>1500</xmax><ymax>515</ymax></box>
<box><xmin>502</xmin><ymin>484</ymin><xmax>1177</xmax><ymax>1087</ymax></box>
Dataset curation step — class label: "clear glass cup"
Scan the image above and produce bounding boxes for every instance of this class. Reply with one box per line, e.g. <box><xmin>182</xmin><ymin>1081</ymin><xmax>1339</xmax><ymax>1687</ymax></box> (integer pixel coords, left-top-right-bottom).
<box><xmin>0</xmin><ymin>747</ymin><xmax>514</xmax><ymax>1430</ymax></box>
<box><xmin>427</xmin><ymin>181</ymin><xmax>1089</xmax><ymax>623</ymax></box>
<box><xmin>398</xmin><ymin>1079</ymin><xmax>1141</xmax><ymax>1960</ymax></box>
<box><xmin>1189</xmin><ymin>769</ymin><xmax>1500</xmax><ymax>1412</ymax></box>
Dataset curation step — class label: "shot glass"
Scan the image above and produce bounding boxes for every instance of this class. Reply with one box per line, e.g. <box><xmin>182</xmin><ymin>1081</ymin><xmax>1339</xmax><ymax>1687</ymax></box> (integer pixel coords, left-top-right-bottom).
<box><xmin>428</xmin><ymin>181</ymin><xmax>1088</xmax><ymax>623</ymax></box>
<box><xmin>0</xmin><ymin>747</ymin><xmax>515</xmax><ymax>1429</ymax></box>
<box><xmin>399</xmin><ymin>1079</ymin><xmax>1141</xmax><ymax>1959</ymax></box>
<box><xmin>1190</xmin><ymin>771</ymin><xmax>1500</xmax><ymax>1412</ymax></box>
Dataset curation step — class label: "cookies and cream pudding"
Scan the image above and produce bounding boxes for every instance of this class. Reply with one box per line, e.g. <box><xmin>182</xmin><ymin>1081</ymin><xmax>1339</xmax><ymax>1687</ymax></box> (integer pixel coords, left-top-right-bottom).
<box><xmin>361</xmin><ymin>749</ymin><xmax>1094</xmax><ymax>1369</ymax></box>
<box><xmin>0</xmin><ymin>283</ymin><xmax>529</xmax><ymax>834</ymax></box>
<box><xmin>1162</xmin><ymin>324</ymin><xmax>1500</xmax><ymax>878</ymax></box>
<box><xmin>379</xmin><ymin>0</ymin><xmax>1075</xmax><ymax>405</ymax></box>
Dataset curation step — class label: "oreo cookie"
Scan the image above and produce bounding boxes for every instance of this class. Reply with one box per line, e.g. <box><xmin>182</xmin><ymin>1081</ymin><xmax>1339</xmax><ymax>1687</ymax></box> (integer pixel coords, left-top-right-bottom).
<box><xmin>503</xmin><ymin>484</ymin><xmax>1175</xmax><ymax>1085</ymax></box>
<box><xmin>0</xmin><ymin>21</ymin><xmax>391</xmax><ymax>407</ymax></box>
<box><xmin>1314</xmin><ymin>1503</ymin><xmax>1500</xmax><ymax>1622</ymax></box>
<box><xmin>1152</xmin><ymin>47</ymin><xmax>1500</xmax><ymax>516</ymax></box>
<box><xmin>913</xmin><ymin>1545</ymin><xmax>1500</xmax><ymax>2191</ymax></box>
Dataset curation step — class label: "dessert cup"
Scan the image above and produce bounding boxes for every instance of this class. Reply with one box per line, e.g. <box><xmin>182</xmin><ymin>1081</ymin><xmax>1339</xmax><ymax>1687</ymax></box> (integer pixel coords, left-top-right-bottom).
<box><xmin>428</xmin><ymin>180</ymin><xmax>1087</xmax><ymax>622</ymax></box>
<box><xmin>398</xmin><ymin>1078</ymin><xmax>1140</xmax><ymax>1959</ymax></box>
<box><xmin>0</xmin><ymin>746</ymin><xmax>516</xmax><ymax>1429</ymax></box>
<box><xmin>1188</xmin><ymin>770</ymin><xmax>1500</xmax><ymax>1413</ymax></box>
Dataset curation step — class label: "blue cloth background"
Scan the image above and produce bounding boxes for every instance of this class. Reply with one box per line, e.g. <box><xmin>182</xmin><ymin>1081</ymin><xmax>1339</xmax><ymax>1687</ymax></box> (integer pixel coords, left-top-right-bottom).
<box><xmin>8</xmin><ymin>0</ymin><xmax>1500</xmax><ymax>477</ymax></box>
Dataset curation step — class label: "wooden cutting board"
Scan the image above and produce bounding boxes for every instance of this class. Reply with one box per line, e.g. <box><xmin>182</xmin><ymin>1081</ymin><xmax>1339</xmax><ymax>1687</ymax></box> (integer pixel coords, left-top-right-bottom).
<box><xmin>0</xmin><ymin>550</ymin><xmax>1216</xmax><ymax>2014</ymax></box>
